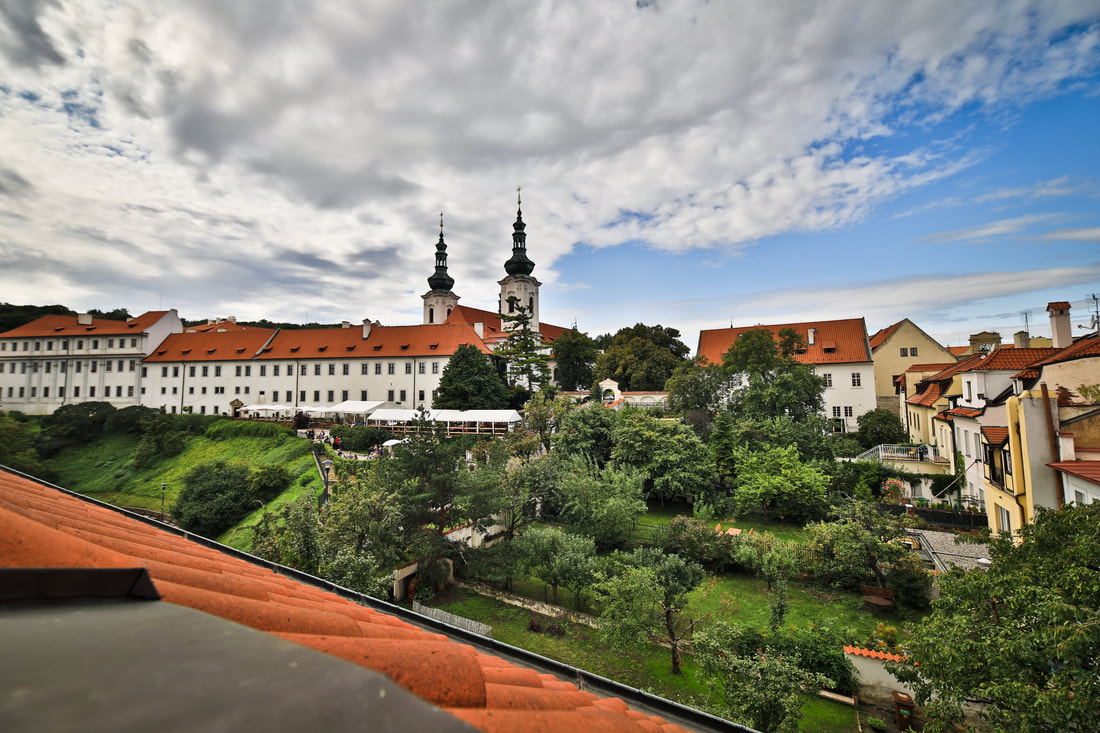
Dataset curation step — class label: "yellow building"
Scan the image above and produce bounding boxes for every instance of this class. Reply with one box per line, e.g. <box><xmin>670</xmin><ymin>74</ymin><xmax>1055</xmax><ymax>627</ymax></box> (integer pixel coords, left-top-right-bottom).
<box><xmin>868</xmin><ymin>319</ymin><xmax>957</xmax><ymax>416</ymax></box>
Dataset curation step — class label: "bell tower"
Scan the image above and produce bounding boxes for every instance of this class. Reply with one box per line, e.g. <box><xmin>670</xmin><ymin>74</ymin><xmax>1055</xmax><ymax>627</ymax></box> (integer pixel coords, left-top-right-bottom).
<box><xmin>499</xmin><ymin>188</ymin><xmax>540</xmax><ymax>332</ymax></box>
<box><xmin>422</xmin><ymin>213</ymin><xmax>460</xmax><ymax>324</ymax></box>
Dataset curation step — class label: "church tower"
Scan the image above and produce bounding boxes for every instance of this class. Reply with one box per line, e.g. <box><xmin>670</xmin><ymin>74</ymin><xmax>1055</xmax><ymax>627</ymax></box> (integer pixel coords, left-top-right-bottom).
<box><xmin>422</xmin><ymin>214</ymin><xmax>460</xmax><ymax>324</ymax></box>
<box><xmin>498</xmin><ymin>189</ymin><xmax>540</xmax><ymax>332</ymax></box>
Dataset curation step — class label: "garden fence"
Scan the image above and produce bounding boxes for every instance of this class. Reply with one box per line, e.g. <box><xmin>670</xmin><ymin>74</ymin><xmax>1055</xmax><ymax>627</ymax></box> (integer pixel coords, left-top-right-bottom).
<box><xmin>412</xmin><ymin>601</ymin><xmax>492</xmax><ymax>638</ymax></box>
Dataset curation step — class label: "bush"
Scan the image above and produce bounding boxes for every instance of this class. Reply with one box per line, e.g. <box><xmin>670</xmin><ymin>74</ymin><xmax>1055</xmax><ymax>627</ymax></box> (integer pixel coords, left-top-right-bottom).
<box><xmin>247</xmin><ymin>464</ymin><xmax>292</xmax><ymax>503</ymax></box>
<box><xmin>331</xmin><ymin>425</ymin><xmax>392</xmax><ymax>452</ymax></box>
<box><xmin>205</xmin><ymin>420</ymin><xmax>293</xmax><ymax>441</ymax></box>
<box><xmin>38</xmin><ymin>401</ymin><xmax>116</xmax><ymax>455</ymax></box>
<box><xmin>708</xmin><ymin>622</ymin><xmax>858</xmax><ymax>695</ymax></box>
<box><xmin>104</xmin><ymin>405</ymin><xmax>159</xmax><ymax>434</ymax></box>
<box><xmin>173</xmin><ymin>460</ymin><xmax>293</xmax><ymax>538</ymax></box>
<box><xmin>658</xmin><ymin>516</ymin><xmax>734</xmax><ymax>571</ymax></box>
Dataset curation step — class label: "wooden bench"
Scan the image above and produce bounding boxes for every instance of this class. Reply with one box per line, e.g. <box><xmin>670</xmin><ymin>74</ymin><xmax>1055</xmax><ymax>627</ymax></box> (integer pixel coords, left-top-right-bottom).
<box><xmin>858</xmin><ymin>584</ymin><xmax>895</xmax><ymax>608</ymax></box>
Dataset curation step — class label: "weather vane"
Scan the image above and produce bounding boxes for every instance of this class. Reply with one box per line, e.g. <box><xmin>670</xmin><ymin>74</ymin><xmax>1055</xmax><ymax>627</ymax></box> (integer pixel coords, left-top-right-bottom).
<box><xmin>517</xmin><ymin>186</ymin><xmax>521</xmax><ymax>206</ymax></box>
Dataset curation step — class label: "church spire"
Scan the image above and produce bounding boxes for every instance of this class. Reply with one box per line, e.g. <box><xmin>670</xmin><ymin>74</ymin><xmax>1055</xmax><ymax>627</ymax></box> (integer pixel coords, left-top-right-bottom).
<box><xmin>504</xmin><ymin>187</ymin><xmax>535</xmax><ymax>277</ymax></box>
<box><xmin>427</xmin><ymin>212</ymin><xmax>455</xmax><ymax>292</ymax></box>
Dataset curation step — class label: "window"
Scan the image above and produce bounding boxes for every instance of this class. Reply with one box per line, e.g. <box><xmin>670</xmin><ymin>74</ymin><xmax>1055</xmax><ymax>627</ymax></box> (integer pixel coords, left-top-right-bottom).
<box><xmin>236</xmin><ymin>365</ymin><xmax>242</xmax><ymax>377</ymax></box>
<box><xmin>342</xmin><ymin>390</ymin><xmax>348</xmax><ymax>401</ymax></box>
<box><xmin>214</xmin><ymin>366</ymin><xmax>222</xmax><ymax>377</ymax></box>
<box><xmin>822</xmin><ymin>373</ymin><xmax>832</xmax><ymax>387</ymax></box>
<box><xmin>361</xmin><ymin>363</ymin><xmax>369</xmax><ymax>375</ymax></box>
<box><xmin>107</xmin><ymin>339</ymin><xmax>114</xmax><ymax>348</ymax></box>
<box><xmin>432</xmin><ymin>361</ymin><xmax>439</xmax><ymax>374</ymax></box>
<box><xmin>62</xmin><ymin>340</ymin><xmax>68</xmax><ymax>349</ymax></box>
<box><xmin>77</xmin><ymin>340</ymin><xmax>83</xmax><ymax>350</ymax></box>
<box><xmin>89</xmin><ymin>386</ymin><xmax>95</xmax><ymax>397</ymax></box>
<box><xmin>200</xmin><ymin>406</ymin><xmax>206</xmax><ymax>415</ymax></box>
<box><xmin>997</xmin><ymin>506</ymin><xmax>1011</xmax><ymax>533</ymax></box>
<box><xmin>141</xmin><ymin>366</ymin><xmax>146</xmax><ymax>377</ymax></box>
<box><xmin>244</xmin><ymin>365</ymin><xmax>251</xmax><ymax>377</ymax></box>
<box><xmin>418</xmin><ymin>362</ymin><xmax>425</xmax><ymax>374</ymax></box>
<box><xmin>910</xmin><ymin>347</ymin><xmax>918</xmax><ymax>356</ymax></box>
<box><xmin>301</xmin><ymin>364</ymin><xmax>308</xmax><ymax>376</ymax></box>
<box><xmin>162</xmin><ymin>366</ymin><xmax>168</xmax><ymax>377</ymax></box>
<box><xmin>19</xmin><ymin>387</ymin><xmax>24</xmax><ymax>397</ymax></box>
<box><xmin>399</xmin><ymin>390</ymin><xmax>406</xmax><ymax>402</ymax></box>
<box><xmin>244</xmin><ymin>386</ymin><xmax>250</xmax><ymax>394</ymax></box>
<box><xmin>45</xmin><ymin>362</ymin><xmax>52</xmax><ymax>374</ymax></box>
<box><xmin>851</xmin><ymin>372</ymin><xmax>861</xmax><ymax>387</ymax></box>
<box><xmin>360</xmin><ymin>390</ymin><xmax>368</xmax><ymax>400</ymax></box>
<box><xmin>202</xmin><ymin>365</ymin><xmax>209</xmax><ymax>377</ymax></box>
<box><xmin>388</xmin><ymin>390</ymin><xmax>395</xmax><ymax>401</ymax></box>
<box><xmin>201</xmin><ymin>387</ymin><xmax>207</xmax><ymax>394</ymax></box>
<box><xmin>974</xmin><ymin>434</ymin><xmax>981</xmax><ymax>461</ymax></box>
<box><xmin>189</xmin><ymin>366</ymin><xmax>196</xmax><ymax>377</ymax></box>
<box><xmin>188</xmin><ymin>386</ymin><xmax>194</xmax><ymax>395</ymax></box>
<box><xmin>92</xmin><ymin>340</ymin><xmax>98</xmax><ymax>349</ymax></box>
<box><xmin>388</xmin><ymin>363</ymin><xmax>395</xmax><ymax>375</ymax></box>
<box><xmin>327</xmin><ymin>390</ymin><xmax>334</xmax><ymax>402</ymax></box>
<box><xmin>329</xmin><ymin>364</ymin><xmax>335</xmax><ymax>376</ymax></box>
<box><xmin>1076</xmin><ymin>490</ymin><xmax>1086</xmax><ymax>505</ymax></box>
<box><xmin>34</xmin><ymin>341</ymin><xmax>41</xmax><ymax>351</ymax></box>
<box><xmin>42</xmin><ymin>387</ymin><xmax>49</xmax><ymax>398</ymax></box>
<box><xmin>90</xmin><ymin>361</ymin><xmax>97</xmax><ymax>372</ymax></box>
<box><xmin>30</xmin><ymin>387</ymin><xmax>37</xmax><ymax>397</ymax></box>
<box><xmin>58</xmin><ymin>387</ymin><xmax>64</xmax><ymax>398</ymax></box>
<box><xmin>313</xmin><ymin>390</ymin><xmax>320</xmax><ymax>402</ymax></box>
<box><xmin>300</xmin><ymin>391</ymin><xmax>306</xmax><ymax>402</ymax></box>
<box><xmin>131</xmin><ymin>338</ymin><xmax>137</xmax><ymax>348</ymax></box>
<box><xmin>73</xmin><ymin>386</ymin><xmax>79</xmax><ymax>397</ymax></box>
<box><xmin>966</xmin><ymin>381</ymin><xmax>973</xmax><ymax>401</ymax></box>
<box><xmin>260</xmin><ymin>365</ymin><xmax>266</xmax><ymax>377</ymax></box>
<box><xmin>832</xmin><ymin>406</ymin><xmax>842</xmax><ymax>418</ymax></box>
<box><xmin>375</xmin><ymin>363</ymin><xmax>382</xmax><ymax>375</ymax></box>
<box><xmin>47</xmin><ymin>341</ymin><xmax>53</xmax><ymax>350</ymax></box>
<box><xmin>273</xmin><ymin>365</ymin><xmax>280</xmax><ymax>377</ymax></box>
<box><xmin>342</xmin><ymin>363</ymin><xmax>349</xmax><ymax>376</ymax></box>
<box><xmin>314</xmin><ymin>364</ymin><xmax>322</xmax><ymax>376</ymax></box>
<box><xmin>844</xmin><ymin>406</ymin><xmax>853</xmax><ymax>418</ymax></box>
<box><xmin>172</xmin><ymin>366</ymin><xmax>179</xmax><ymax>378</ymax></box>
<box><xmin>418</xmin><ymin>389</ymin><xmax>425</xmax><ymax>401</ymax></box>
<box><xmin>900</xmin><ymin>348</ymin><xmax>908</xmax><ymax>357</ymax></box>
<box><xmin>1003</xmin><ymin>448</ymin><xmax>1012</xmax><ymax>475</ymax></box>
<box><xmin>405</xmin><ymin>363</ymin><xmax>412</xmax><ymax>374</ymax></box>
<box><xmin>161</xmin><ymin>387</ymin><xmax>167</xmax><ymax>395</ymax></box>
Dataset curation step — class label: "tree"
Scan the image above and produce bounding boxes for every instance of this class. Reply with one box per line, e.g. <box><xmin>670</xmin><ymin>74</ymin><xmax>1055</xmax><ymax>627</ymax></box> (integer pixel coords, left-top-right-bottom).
<box><xmin>610</xmin><ymin>409</ymin><xmax>716</xmax><ymax>504</ymax></box>
<box><xmin>665</xmin><ymin>359</ymin><xmax>738</xmax><ymax>436</ymax></box>
<box><xmin>855</xmin><ymin>408</ymin><xmax>907</xmax><ymax>449</ymax></box>
<box><xmin>498</xmin><ymin>297</ymin><xmax>551</xmax><ymax>391</ymax></box>
<box><xmin>594</xmin><ymin>323</ymin><xmax>691</xmax><ymax>391</ymax></box>
<box><xmin>514</xmin><ymin>525</ymin><xmax>596</xmax><ymax>605</ymax></box>
<box><xmin>597</xmin><ymin>548</ymin><xmax>705</xmax><ymax>675</ymax></box>
<box><xmin>722</xmin><ymin>328</ymin><xmax>825</xmax><ymax>422</ymax></box>
<box><xmin>433</xmin><ymin>344</ymin><xmax>509</xmax><ymax>409</ymax></box>
<box><xmin>552</xmin><ymin>404</ymin><xmax>617</xmax><ymax>466</ymax></box>
<box><xmin>730</xmin><ymin>444</ymin><xmax>829</xmax><ymax>523</ymax></box>
<box><xmin>807</xmin><ymin>500</ymin><xmax>929</xmax><ymax>602</ymax></box>
<box><xmin>887</xmin><ymin>503</ymin><xmax>1100</xmax><ymax>732</ymax></box>
<box><xmin>520</xmin><ymin>391</ymin><xmax>571</xmax><ymax>454</ymax></box>
<box><xmin>696</xmin><ymin>626</ymin><xmax>833</xmax><ymax>733</ymax></box>
<box><xmin>38</xmin><ymin>401</ymin><xmax>117</xmax><ymax>455</ymax></box>
<box><xmin>172</xmin><ymin>461</ymin><xmax>252</xmax><ymax>537</ymax></box>
<box><xmin>556</xmin><ymin>456</ymin><xmax>647</xmax><ymax>549</ymax></box>
<box><xmin>552</xmin><ymin>329</ymin><xmax>598</xmax><ymax>391</ymax></box>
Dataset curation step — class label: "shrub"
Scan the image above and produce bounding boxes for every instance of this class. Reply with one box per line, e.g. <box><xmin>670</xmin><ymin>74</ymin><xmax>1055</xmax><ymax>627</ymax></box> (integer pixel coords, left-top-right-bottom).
<box><xmin>247</xmin><ymin>464</ymin><xmax>292</xmax><ymax>502</ymax></box>
<box><xmin>205</xmin><ymin>420</ymin><xmax>293</xmax><ymax>441</ymax></box>
<box><xmin>658</xmin><ymin>516</ymin><xmax>734</xmax><ymax>571</ymax></box>
<box><xmin>331</xmin><ymin>425</ymin><xmax>392</xmax><ymax>452</ymax></box>
<box><xmin>173</xmin><ymin>461</ymin><xmax>252</xmax><ymax>537</ymax></box>
<box><xmin>527</xmin><ymin>617</ymin><xmax>543</xmax><ymax>633</ymax></box>
<box><xmin>104</xmin><ymin>405</ymin><xmax>159</xmax><ymax>434</ymax></box>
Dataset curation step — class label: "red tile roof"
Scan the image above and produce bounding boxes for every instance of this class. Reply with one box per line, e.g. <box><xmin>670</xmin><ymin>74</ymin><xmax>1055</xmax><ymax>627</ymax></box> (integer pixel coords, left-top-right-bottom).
<box><xmin>0</xmin><ymin>469</ymin><xmax>698</xmax><ymax>733</ymax></box>
<box><xmin>868</xmin><ymin>320</ymin><xmax>904</xmax><ymax>350</ymax></box>
<box><xmin>904</xmin><ymin>363</ymin><xmax>957</xmax><ymax>374</ymax></box>
<box><xmin>185</xmin><ymin>320</ymin><xmax>263</xmax><ymax>333</ymax></box>
<box><xmin>965</xmin><ymin>347</ymin><xmax>1061</xmax><ymax>372</ymax></box>
<box><xmin>1047</xmin><ymin>301</ymin><xmax>1072</xmax><ymax>312</ymax></box>
<box><xmin>1016</xmin><ymin>333</ymin><xmax>1100</xmax><ymax>377</ymax></box>
<box><xmin>0</xmin><ymin>311</ymin><xmax>172</xmax><ymax>338</ymax></box>
<box><xmin>906</xmin><ymin>381</ymin><xmax>945</xmax><ymax>407</ymax></box>
<box><xmin>982</xmin><ymin>427</ymin><xmax>1009</xmax><ymax>446</ymax></box>
<box><xmin>947</xmin><ymin>346</ymin><xmax>969</xmax><ymax>356</ymax></box>
<box><xmin>145</xmin><ymin>329</ymin><xmax>277</xmax><ymax>362</ymax></box>
<box><xmin>1049</xmin><ymin>460</ymin><xmax>1100</xmax><ymax>486</ymax></box>
<box><xmin>258</xmin><ymin>323</ymin><xmax>492</xmax><ymax>360</ymax></box>
<box><xmin>697</xmin><ymin>318</ymin><xmax>870</xmax><ymax>366</ymax></box>
<box><xmin>450</xmin><ymin>305</ymin><xmax>569</xmax><ymax>344</ymax></box>
<box><xmin>944</xmin><ymin>407</ymin><xmax>983</xmax><ymax>419</ymax></box>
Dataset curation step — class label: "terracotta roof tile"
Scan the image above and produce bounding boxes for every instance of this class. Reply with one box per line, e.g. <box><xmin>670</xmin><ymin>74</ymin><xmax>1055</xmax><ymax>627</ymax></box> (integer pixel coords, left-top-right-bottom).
<box><xmin>868</xmin><ymin>320</ymin><xmax>904</xmax><ymax>350</ymax></box>
<box><xmin>1048</xmin><ymin>460</ymin><xmax>1100</xmax><ymax>486</ymax></box>
<box><xmin>965</xmin><ymin>347</ymin><xmax>1061</xmax><ymax>372</ymax></box>
<box><xmin>697</xmin><ymin>318</ymin><xmax>870</xmax><ymax>366</ymax></box>
<box><xmin>982</xmin><ymin>427</ymin><xmax>1009</xmax><ymax>446</ymax></box>
<box><xmin>1017</xmin><ymin>332</ymin><xmax>1100</xmax><ymax>377</ymax></box>
<box><xmin>948</xmin><ymin>346</ymin><xmax>969</xmax><ymax>355</ymax></box>
<box><xmin>257</xmin><ymin>323</ymin><xmax>492</xmax><ymax>359</ymax></box>
<box><xmin>0</xmin><ymin>469</ymin><xmax>699</xmax><ymax>733</ymax></box>
<box><xmin>0</xmin><ymin>310</ymin><xmax>172</xmax><ymax>338</ymax></box>
<box><xmin>944</xmin><ymin>407</ymin><xmax>983</xmax><ymax>419</ymax></box>
<box><xmin>145</xmin><ymin>329</ymin><xmax>276</xmax><ymax>362</ymax></box>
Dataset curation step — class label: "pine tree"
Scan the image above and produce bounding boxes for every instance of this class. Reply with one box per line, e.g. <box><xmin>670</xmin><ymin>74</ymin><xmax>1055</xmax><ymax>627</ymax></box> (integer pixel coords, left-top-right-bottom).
<box><xmin>499</xmin><ymin>296</ymin><xmax>551</xmax><ymax>391</ymax></box>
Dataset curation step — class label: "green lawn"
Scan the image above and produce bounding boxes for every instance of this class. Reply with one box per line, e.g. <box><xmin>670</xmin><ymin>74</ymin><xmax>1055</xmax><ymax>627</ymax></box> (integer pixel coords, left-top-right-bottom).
<box><xmin>638</xmin><ymin>501</ymin><xmax>813</xmax><ymax>543</ymax></box>
<box><xmin>432</xmin><ymin>586</ymin><xmax>857</xmax><ymax>731</ymax></box>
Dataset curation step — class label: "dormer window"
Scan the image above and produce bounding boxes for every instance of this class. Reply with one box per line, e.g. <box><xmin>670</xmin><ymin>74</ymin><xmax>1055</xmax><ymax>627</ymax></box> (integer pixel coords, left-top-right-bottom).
<box><xmin>318</xmin><ymin>346</ymin><xmax>327</xmax><ymax>352</ymax></box>
<box><xmin>290</xmin><ymin>347</ymin><xmax>300</xmax><ymax>353</ymax></box>
<box><xmin>401</xmin><ymin>344</ymin><xmax>410</xmax><ymax>350</ymax></box>
<box><xmin>430</xmin><ymin>344</ymin><xmax>438</xmax><ymax>350</ymax></box>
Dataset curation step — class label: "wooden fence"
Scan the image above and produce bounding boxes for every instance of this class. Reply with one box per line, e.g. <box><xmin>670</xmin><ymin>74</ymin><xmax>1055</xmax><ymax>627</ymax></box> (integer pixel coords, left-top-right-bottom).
<box><xmin>412</xmin><ymin>601</ymin><xmax>493</xmax><ymax>638</ymax></box>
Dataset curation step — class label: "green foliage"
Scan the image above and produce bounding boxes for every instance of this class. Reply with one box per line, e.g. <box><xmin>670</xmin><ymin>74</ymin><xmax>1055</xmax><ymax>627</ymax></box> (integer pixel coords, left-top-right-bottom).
<box><xmin>247</xmin><ymin>464</ymin><xmax>292</xmax><ymax>502</ymax></box>
<box><xmin>86</xmin><ymin>307</ymin><xmax>132</xmax><ymax>321</ymax></box>
<box><xmin>552</xmin><ymin>405</ymin><xmax>617</xmax><ymax>467</ymax></box>
<box><xmin>104</xmin><ymin>405</ymin><xmax>160</xmax><ymax>434</ymax></box>
<box><xmin>888</xmin><ymin>503</ymin><xmax>1100</xmax><ymax>732</ymax></box>
<box><xmin>729</xmin><ymin>444</ymin><xmax>829</xmax><ymax>523</ymax></box>
<box><xmin>658</xmin><ymin>516</ymin><xmax>735</xmax><ymax>571</ymax></box>
<box><xmin>551</xmin><ymin>329</ymin><xmax>598</xmax><ymax>391</ymax></box>
<box><xmin>610</xmin><ymin>410</ymin><xmax>716</xmax><ymax>503</ymax></box>
<box><xmin>597</xmin><ymin>548</ymin><xmax>706</xmax><ymax>674</ymax></box>
<box><xmin>330</xmin><ymin>425</ymin><xmax>391</xmax><ymax>452</ymax></box>
<box><xmin>514</xmin><ymin>526</ymin><xmax>598</xmax><ymax>609</ymax></box>
<box><xmin>173</xmin><ymin>461</ymin><xmax>253</xmax><ymax>537</ymax></box>
<box><xmin>519</xmin><ymin>391</ymin><xmax>571</xmax><ymax>454</ymax></box>
<box><xmin>721</xmin><ymin>328</ymin><xmax>826</xmax><ymax>423</ymax></box>
<box><xmin>855</xmin><ymin>408</ymin><xmax>907</xmax><ymax>449</ymax></box>
<box><xmin>132</xmin><ymin>411</ymin><xmax>186</xmax><ymax>469</ymax></box>
<box><xmin>0</xmin><ymin>302</ymin><xmax>75</xmax><ymax>332</ymax></box>
<box><xmin>205</xmin><ymin>419</ymin><xmax>293</xmax><ymax>441</ymax></box>
<box><xmin>1077</xmin><ymin>383</ymin><xmax>1100</xmax><ymax>403</ymax></box>
<box><xmin>556</xmin><ymin>457</ymin><xmax>647</xmax><ymax>549</ymax></box>
<box><xmin>498</xmin><ymin>298</ymin><xmax>551</xmax><ymax>391</ymax></box>
<box><xmin>434</xmin><ymin>344</ymin><xmax>509</xmax><ymax>409</ymax></box>
<box><xmin>38</xmin><ymin>401</ymin><xmax>117</xmax><ymax>455</ymax></box>
<box><xmin>0</xmin><ymin>412</ymin><xmax>55</xmax><ymax>480</ymax></box>
<box><xmin>696</xmin><ymin>625</ymin><xmax>834</xmax><ymax>733</ymax></box>
<box><xmin>593</xmin><ymin>323</ymin><xmax>691</xmax><ymax>391</ymax></box>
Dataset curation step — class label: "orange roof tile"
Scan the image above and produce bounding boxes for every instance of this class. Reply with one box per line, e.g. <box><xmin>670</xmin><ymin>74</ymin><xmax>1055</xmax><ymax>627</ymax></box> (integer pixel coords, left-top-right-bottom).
<box><xmin>944</xmin><ymin>407</ymin><xmax>983</xmax><ymax>419</ymax></box>
<box><xmin>1048</xmin><ymin>460</ymin><xmax>1100</xmax><ymax>486</ymax></box>
<box><xmin>904</xmin><ymin>362</ymin><xmax>957</xmax><ymax>374</ymax></box>
<box><xmin>697</xmin><ymin>318</ymin><xmax>870</xmax><ymax>366</ymax></box>
<box><xmin>965</xmin><ymin>347</ymin><xmax>1061</xmax><ymax>372</ymax></box>
<box><xmin>449</xmin><ymin>305</ymin><xmax>569</xmax><ymax>344</ymax></box>
<box><xmin>258</xmin><ymin>323</ymin><xmax>491</xmax><ymax>360</ymax></box>
<box><xmin>185</xmin><ymin>320</ymin><xmax>262</xmax><ymax>333</ymax></box>
<box><xmin>948</xmin><ymin>346</ymin><xmax>969</xmax><ymax>356</ymax></box>
<box><xmin>0</xmin><ymin>469</ymin><xmax>700</xmax><ymax>733</ymax></box>
<box><xmin>868</xmin><ymin>320</ymin><xmax>904</xmax><ymax>350</ymax></box>
<box><xmin>144</xmin><ymin>329</ymin><xmax>277</xmax><ymax>362</ymax></box>
<box><xmin>0</xmin><ymin>311</ymin><xmax>172</xmax><ymax>339</ymax></box>
<box><xmin>906</xmin><ymin>381</ymin><xmax>945</xmax><ymax>407</ymax></box>
<box><xmin>1017</xmin><ymin>332</ymin><xmax>1100</xmax><ymax>377</ymax></box>
<box><xmin>982</xmin><ymin>427</ymin><xmax>1009</xmax><ymax>445</ymax></box>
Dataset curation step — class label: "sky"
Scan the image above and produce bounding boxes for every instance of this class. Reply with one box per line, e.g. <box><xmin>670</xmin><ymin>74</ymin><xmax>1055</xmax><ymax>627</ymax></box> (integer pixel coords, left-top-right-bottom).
<box><xmin>1</xmin><ymin>1</ymin><xmax>1099</xmax><ymax>353</ymax></box>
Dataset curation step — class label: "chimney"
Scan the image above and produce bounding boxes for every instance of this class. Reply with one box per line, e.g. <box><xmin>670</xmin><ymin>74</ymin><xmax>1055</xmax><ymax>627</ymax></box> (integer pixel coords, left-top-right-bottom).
<box><xmin>77</xmin><ymin>313</ymin><xmax>92</xmax><ymax>325</ymax></box>
<box><xmin>474</xmin><ymin>322</ymin><xmax>484</xmax><ymax>338</ymax></box>
<box><xmin>1047</xmin><ymin>301</ymin><xmax>1072</xmax><ymax>349</ymax></box>
<box><xmin>1013</xmin><ymin>330</ymin><xmax>1031</xmax><ymax>348</ymax></box>
<box><xmin>362</xmin><ymin>318</ymin><xmax>373</xmax><ymax>340</ymax></box>
<box><xmin>341</xmin><ymin>321</ymin><xmax>351</xmax><ymax>329</ymax></box>
<box><xmin>807</xmin><ymin>328</ymin><xmax>816</xmax><ymax>346</ymax></box>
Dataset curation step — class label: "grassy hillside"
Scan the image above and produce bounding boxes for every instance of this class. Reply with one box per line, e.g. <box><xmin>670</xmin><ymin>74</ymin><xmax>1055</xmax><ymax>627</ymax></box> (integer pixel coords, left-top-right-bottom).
<box><xmin>52</xmin><ymin>429</ymin><xmax>323</xmax><ymax>551</ymax></box>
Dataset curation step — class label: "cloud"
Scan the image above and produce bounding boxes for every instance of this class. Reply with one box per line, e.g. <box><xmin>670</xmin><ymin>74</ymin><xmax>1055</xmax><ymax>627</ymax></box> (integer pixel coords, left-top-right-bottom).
<box><xmin>0</xmin><ymin>0</ymin><xmax>65</xmax><ymax>69</ymax></box>
<box><xmin>918</xmin><ymin>214</ymin><xmax>1060</xmax><ymax>244</ymax></box>
<box><xmin>1041</xmin><ymin>226</ymin><xmax>1100</xmax><ymax>242</ymax></box>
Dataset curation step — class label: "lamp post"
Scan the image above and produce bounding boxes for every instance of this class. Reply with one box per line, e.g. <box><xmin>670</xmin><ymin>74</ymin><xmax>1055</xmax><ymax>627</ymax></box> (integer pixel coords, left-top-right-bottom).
<box><xmin>320</xmin><ymin>459</ymin><xmax>334</xmax><ymax>508</ymax></box>
<box><xmin>160</xmin><ymin>482</ymin><xmax>167</xmax><ymax>522</ymax></box>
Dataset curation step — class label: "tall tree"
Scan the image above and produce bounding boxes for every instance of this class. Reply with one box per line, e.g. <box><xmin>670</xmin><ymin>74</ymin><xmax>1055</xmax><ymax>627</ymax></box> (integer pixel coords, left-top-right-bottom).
<box><xmin>552</xmin><ymin>328</ymin><xmax>598</xmax><ymax>391</ymax></box>
<box><xmin>888</xmin><ymin>503</ymin><xmax>1100</xmax><ymax>732</ymax></box>
<box><xmin>597</xmin><ymin>548</ymin><xmax>706</xmax><ymax>675</ymax></box>
<box><xmin>610</xmin><ymin>409</ymin><xmax>716</xmax><ymax>504</ymax></box>
<box><xmin>552</xmin><ymin>404</ymin><xmax>617</xmax><ymax>467</ymax></box>
<box><xmin>556</xmin><ymin>456</ymin><xmax>646</xmax><ymax>549</ymax></box>
<box><xmin>729</xmin><ymin>444</ymin><xmax>829</xmax><ymax>523</ymax></box>
<box><xmin>722</xmin><ymin>327</ymin><xmax>826</xmax><ymax>422</ymax></box>
<box><xmin>854</xmin><ymin>408</ymin><xmax>907</xmax><ymax>449</ymax></box>
<box><xmin>433</xmin><ymin>344</ymin><xmax>509</xmax><ymax>409</ymax></box>
<box><xmin>594</xmin><ymin>323</ymin><xmax>690</xmax><ymax>391</ymax></box>
<box><xmin>498</xmin><ymin>297</ymin><xmax>551</xmax><ymax>391</ymax></box>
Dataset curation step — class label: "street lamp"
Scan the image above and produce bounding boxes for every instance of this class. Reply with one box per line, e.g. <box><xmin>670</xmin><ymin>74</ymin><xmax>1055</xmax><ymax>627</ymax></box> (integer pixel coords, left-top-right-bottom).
<box><xmin>160</xmin><ymin>482</ymin><xmax>167</xmax><ymax>522</ymax></box>
<box><xmin>320</xmin><ymin>459</ymin><xmax>334</xmax><ymax>507</ymax></box>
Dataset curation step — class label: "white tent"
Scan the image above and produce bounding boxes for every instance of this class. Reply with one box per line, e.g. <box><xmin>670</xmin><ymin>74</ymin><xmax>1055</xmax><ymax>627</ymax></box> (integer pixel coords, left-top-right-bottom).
<box><xmin>328</xmin><ymin>400</ymin><xmax>387</xmax><ymax>415</ymax></box>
